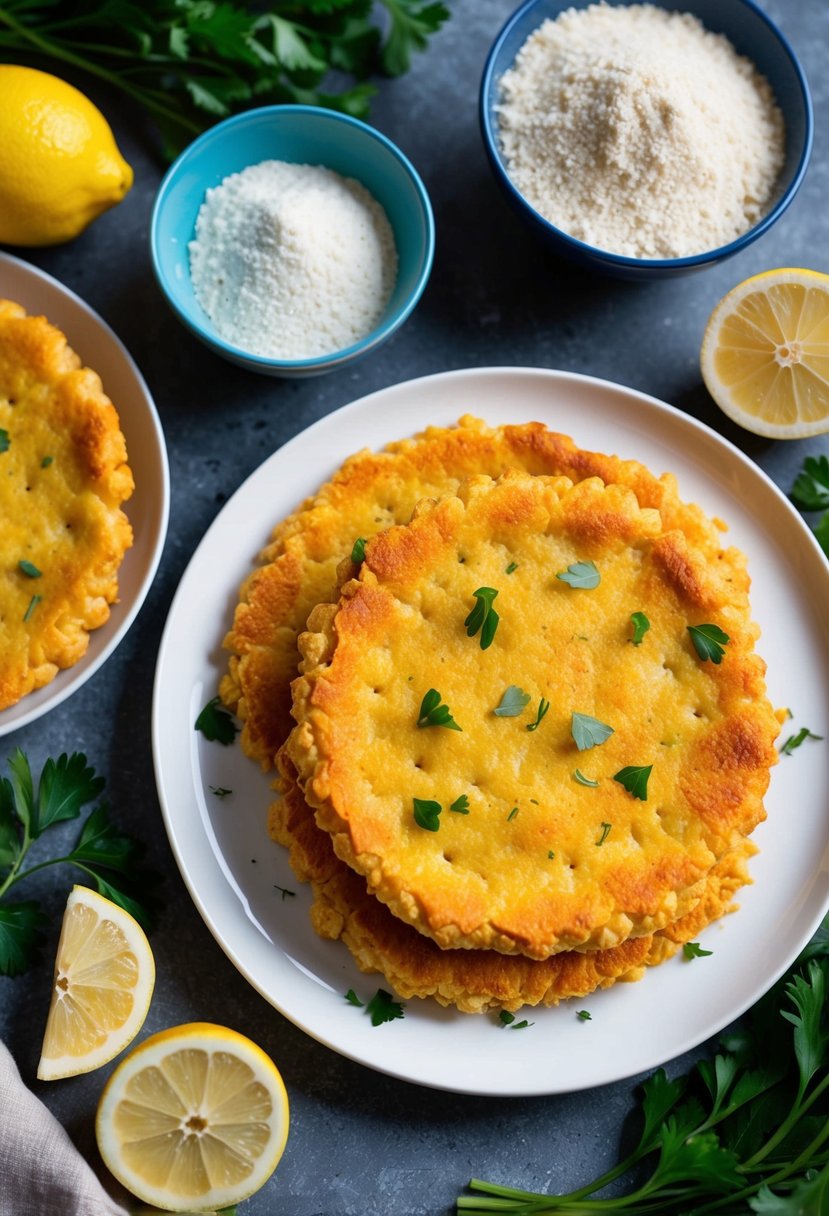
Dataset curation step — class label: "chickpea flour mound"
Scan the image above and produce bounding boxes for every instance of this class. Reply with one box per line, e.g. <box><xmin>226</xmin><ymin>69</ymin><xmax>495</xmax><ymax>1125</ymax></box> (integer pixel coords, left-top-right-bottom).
<box><xmin>497</xmin><ymin>3</ymin><xmax>785</xmax><ymax>259</ymax></box>
<box><xmin>189</xmin><ymin>160</ymin><xmax>398</xmax><ymax>359</ymax></box>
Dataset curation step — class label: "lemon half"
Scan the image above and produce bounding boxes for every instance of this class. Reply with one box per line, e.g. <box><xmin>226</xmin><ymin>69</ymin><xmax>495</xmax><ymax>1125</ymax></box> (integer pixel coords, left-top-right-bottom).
<box><xmin>701</xmin><ymin>268</ymin><xmax>829</xmax><ymax>440</ymax></box>
<box><xmin>95</xmin><ymin>1022</ymin><xmax>290</xmax><ymax>1213</ymax></box>
<box><xmin>0</xmin><ymin>64</ymin><xmax>133</xmax><ymax>246</ymax></box>
<box><xmin>38</xmin><ymin>885</ymin><xmax>155</xmax><ymax>1081</ymax></box>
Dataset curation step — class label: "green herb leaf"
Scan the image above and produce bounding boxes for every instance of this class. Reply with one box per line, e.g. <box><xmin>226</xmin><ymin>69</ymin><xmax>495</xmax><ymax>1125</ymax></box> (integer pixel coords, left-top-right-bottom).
<box><xmin>505</xmin><ymin>561</ymin><xmax>518</xmax><ymax>574</ymax></box>
<box><xmin>614</xmin><ymin>764</ymin><xmax>653</xmax><ymax>800</ymax></box>
<box><xmin>493</xmin><ymin>685</ymin><xmax>530</xmax><ymax>717</ymax></box>
<box><xmin>4</xmin><ymin>749</ymin><xmax>34</xmax><ymax>835</ymax></box>
<box><xmin>576</xmin><ymin>1009</ymin><xmax>592</xmax><ymax>1021</ymax></box>
<box><xmin>498</xmin><ymin>1010</ymin><xmax>515</xmax><ymax>1027</ymax></box>
<box><xmin>464</xmin><ymin>586</ymin><xmax>500</xmax><ymax>650</ymax></box>
<box><xmin>273</xmin><ymin>884</ymin><xmax>296</xmax><ymax>900</ymax></box>
<box><xmin>556</xmin><ymin>560</ymin><xmax>600</xmax><ymax>589</ymax></box>
<box><xmin>630</xmin><ymin>611</ymin><xmax>651</xmax><ymax>645</ymax></box>
<box><xmin>0</xmin><ymin>429</ymin><xmax>9</xmax><ymax>453</ymax></box>
<box><xmin>596</xmin><ymin>821</ymin><xmax>612</xmax><ymax>846</ymax></box>
<box><xmin>68</xmin><ymin>801</ymin><xmax>142</xmax><ymax>873</ymax></box>
<box><xmin>683</xmin><ymin>940</ymin><xmax>713</xmax><ymax>960</ymax></box>
<box><xmin>526</xmin><ymin>697</ymin><xmax>550</xmax><ymax>732</ymax></box>
<box><xmin>547</xmin><ymin>850</ymin><xmax>555</xmax><ymax>859</ymax></box>
<box><xmin>573</xmin><ymin>769</ymin><xmax>599</xmax><ymax>788</ymax></box>
<box><xmin>195</xmin><ymin>696</ymin><xmax>238</xmax><ymax>745</ymax></box>
<box><xmin>22</xmin><ymin>595</ymin><xmax>41</xmax><ymax>623</ymax></box>
<box><xmin>413</xmin><ymin>797</ymin><xmax>442</xmax><ymax>832</ymax></box>
<box><xmin>345</xmin><ymin>988</ymin><xmax>363</xmax><ymax>1007</ymax></box>
<box><xmin>688</xmin><ymin>623</ymin><xmax>730</xmax><ymax>664</ymax></box>
<box><xmin>365</xmin><ymin>988</ymin><xmax>405</xmax><ymax>1026</ymax></box>
<box><xmin>791</xmin><ymin>454</ymin><xmax>829</xmax><ymax>511</ymax></box>
<box><xmin>417</xmin><ymin>688</ymin><xmax>461</xmax><ymax>731</ymax></box>
<box><xmin>210</xmin><ymin>786</ymin><xmax>233</xmax><ymax>798</ymax></box>
<box><xmin>507</xmin><ymin>806</ymin><xmax>519</xmax><ymax>822</ymax></box>
<box><xmin>781</xmin><ymin>961</ymin><xmax>829</xmax><ymax>1092</ymax></box>
<box><xmin>351</xmin><ymin>536</ymin><xmax>367</xmax><ymax>564</ymax></box>
<box><xmin>571</xmin><ymin>712</ymin><xmax>614</xmax><ymax>751</ymax></box>
<box><xmin>449</xmin><ymin>795</ymin><xmax>470</xmax><ymax>815</ymax></box>
<box><xmin>813</xmin><ymin>511</ymin><xmax>829</xmax><ymax>559</ymax></box>
<box><xmin>18</xmin><ymin>560</ymin><xmax>41</xmax><ymax>578</ymax></box>
<box><xmin>41</xmin><ymin>455</ymin><xmax>53</xmax><ymax>468</ymax></box>
<box><xmin>379</xmin><ymin>0</ymin><xmax>450</xmax><ymax>76</ymax></box>
<box><xmin>35</xmin><ymin>752</ymin><xmax>105</xmax><ymax>837</ymax></box>
<box><xmin>0</xmin><ymin>901</ymin><xmax>47</xmax><ymax>976</ymax></box>
<box><xmin>780</xmin><ymin>727</ymin><xmax>823</xmax><ymax>756</ymax></box>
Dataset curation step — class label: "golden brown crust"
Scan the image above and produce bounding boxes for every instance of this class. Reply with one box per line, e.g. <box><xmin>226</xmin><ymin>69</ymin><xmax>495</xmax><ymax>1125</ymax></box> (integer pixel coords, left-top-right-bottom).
<box><xmin>284</xmin><ymin>470</ymin><xmax>778</xmax><ymax>958</ymax></box>
<box><xmin>0</xmin><ymin>299</ymin><xmax>133</xmax><ymax>710</ymax></box>
<box><xmin>222</xmin><ymin>415</ymin><xmax>727</xmax><ymax>769</ymax></box>
<box><xmin>272</xmin><ymin>759</ymin><xmax>753</xmax><ymax>1012</ymax></box>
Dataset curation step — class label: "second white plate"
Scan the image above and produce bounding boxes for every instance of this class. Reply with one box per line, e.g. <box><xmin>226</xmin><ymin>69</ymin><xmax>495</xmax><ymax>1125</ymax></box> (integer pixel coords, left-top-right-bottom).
<box><xmin>153</xmin><ymin>367</ymin><xmax>829</xmax><ymax>1096</ymax></box>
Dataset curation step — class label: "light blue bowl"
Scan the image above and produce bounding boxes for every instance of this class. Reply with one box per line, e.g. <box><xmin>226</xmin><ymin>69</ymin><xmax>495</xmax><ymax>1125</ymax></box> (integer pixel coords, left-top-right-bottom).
<box><xmin>150</xmin><ymin>106</ymin><xmax>435</xmax><ymax>377</ymax></box>
<box><xmin>481</xmin><ymin>0</ymin><xmax>813</xmax><ymax>281</ymax></box>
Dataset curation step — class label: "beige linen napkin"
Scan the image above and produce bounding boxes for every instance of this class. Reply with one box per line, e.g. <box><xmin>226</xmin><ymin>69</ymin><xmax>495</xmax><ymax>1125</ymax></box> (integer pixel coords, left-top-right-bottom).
<box><xmin>0</xmin><ymin>1040</ymin><xmax>128</xmax><ymax>1216</ymax></box>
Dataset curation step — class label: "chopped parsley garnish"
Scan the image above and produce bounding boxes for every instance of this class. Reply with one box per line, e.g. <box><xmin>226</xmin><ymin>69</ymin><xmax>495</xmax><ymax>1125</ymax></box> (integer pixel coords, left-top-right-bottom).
<box><xmin>683</xmin><ymin>941</ymin><xmax>713</xmax><ymax>960</ymax></box>
<box><xmin>273</xmin><ymin>884</ymin><xmax>296</xmax><ymax>900</ymax></box>
<box><xmin>614</xmin><ymin>764</ymin><xmax>653</xmax><ymax>801</ymax></box>
<box><xmin>351</xmin><ymin>536</ymin><xmax>367</xmax><ymax>564</ymax></box>
<box><xmin>494</xmin><ymin>685</ymin><xmax>530</xmax><ymax>717</ymax></box>
<box><xmin>505</xmin><ymin>561</ymin><xmax>518</xmax><ymax>574</ymax></box>
<box><xmin>571</xmin><ymin>712</ymin><xmax>614</xmax><ymax>751</ymax></box>
<box><xmin>41</xmin><ymin>455</ymin><xmax>53</xmax><ymax>468</ymax></box>
<box><xmin>345</xmin><ymin>988</ymin><xmax>363</xmax><ymax>1007</ymax></box>
<box><xmin>573</xmin><ymin>769</ymin><xmax>599</xmax><ymax>788</ymax></box>
<box><xmin>507</xmin><ymin>806</ymin><xmax>519</xmax><ymax>822</ymax></box>
<box><xmin>0</xmin><ymin>429</ymin><xmax>8</xmax><ymax>453</ymax></box>
<box><xmin>413</xmin><ymin>797</ymin><xmax>442</xmax><ymax>832</ymax></box>
<box><xmin>526</xmin><ymin>697</ymin><xmax>550</xmax><ymax>732</ymax></box>
<box><xmin>417</xmin><ymin>688</ymin><xmax>461</xmax><ymax>731</ymax></box>
<box><xmin>22</xmin><ymin>595</ymin><xmax>41</xmax><ymax>623</ymax></box>
<box><xmin>596</xmin><ymin>822</ymin><xmax>612</xmax><ymax>846</ymax></box>
<box><xmin>780</xmin><ymin>727</ymin><xmax>823</xmax><ymax>756</ymax></box>
<box><xmin>498</xmin><ymin>1010</ymin><xmax>533</xmax><ymax>1030</ymax></box>
<box><xmin>465</xmin><ymin>586</ymin><xmax>500</xmax><ymax>649</ymax></box>
<box><xmin>209</xmin><ymin>786</ymin><xmax>232</xmax><ymax>798</ymax></box>
<box><xmin>345</xmin><ymin>987</ymin><xmax>405</xmax><ymax>1026</ymax></box>
<box><xmin>547</xmin><ymin>850</ymin><xmax>556</xmax><ymax>860</ymax></box>
<box><xmin>630</xmin><ymin>612</ymin><xmax>650</xmax><ymax>645</ymax></box>
<box><xmin>18</xmin><ymin>560</ymin><xmax>42</xmax><ymax>578</ymax></box>
<box><xmin>194</xmin><ymin>696</ymin><xmax>238</xmax><ymax>745</ymax></box>
<box><xmin>450</xmin><ymin>794</ymin><xmax>470</xmax><ymax>814</ymax></box>
<box><xmin>556</xmin><ymin>560</ymin><xmax>600</xmax><ymax>589</ymax></box>
<box><xmin>576</xmin><ymin>1009</ymin><xmax>592</xmax><ymax>1021</ymax></box>
<box><xmin>687</xmin><ymin>623</ymin><xmax>730</xmax><ymax>664</ymax></box>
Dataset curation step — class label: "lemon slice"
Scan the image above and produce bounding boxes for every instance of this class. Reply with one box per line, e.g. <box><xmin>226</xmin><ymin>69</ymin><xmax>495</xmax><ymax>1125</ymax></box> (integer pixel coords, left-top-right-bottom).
<box><xmin>95</xmin><ymin>1022</ymin><xmax>290</xmax><ymax>1212</ymax></box>
<box><xmin>701</xmin><ymin>268</ymin><xmax>829</xmax><ymax>439</ymax></box>
<box><xmin>38</xmin><ymin>885</ymin><xmax>155</xmax><ymax>1081</ymax></box>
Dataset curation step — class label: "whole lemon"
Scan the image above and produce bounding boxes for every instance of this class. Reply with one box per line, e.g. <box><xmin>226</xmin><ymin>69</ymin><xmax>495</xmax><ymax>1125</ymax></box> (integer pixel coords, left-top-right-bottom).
<box><xmin>0</xmin><ymin>65</ymin><xmax>133</xmax><ymax>246</ymax></box>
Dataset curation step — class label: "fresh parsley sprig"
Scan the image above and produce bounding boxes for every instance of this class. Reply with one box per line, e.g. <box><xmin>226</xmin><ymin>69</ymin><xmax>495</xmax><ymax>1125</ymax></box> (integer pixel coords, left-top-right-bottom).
<box><xmin>417</xmin><ymin>689</ymin><xmax>461</xmax><ymax>731</ymax></box>
<box><xmin>345</xmin><ymin>986</ymin><xmax>405</xmax><ymax>1026</ymax></box>
<box><xmin>780</xmin><ymin>727</ymin><xmax>823</xmax><ymax>756</ymax></box>
<box><xmin>459</xmin><ymin>923</ymin><xmax>829</xmax><ymax>1214</ymax></box>
<box><xmin>465</xmin><ymin>587</ymin><xmax>500</xmax><ymax>649</ymax></box>
<box><xmin>688</xmin><ymin>623</ymin><xmax>730</xmax><ymax>664</ymax></box>
<box><xmin>791</xmin><ymin>454</ymin><xmax>829</xmax><ymax>558</ymax></box>
<box><xmin>0</xmin><ymin>749</ymin><xmax>158</xmax><ymax>976</ymax></box>
<box><xmin>195</xmin><ymin>695</ymin><xmax>239</xmax><ymax>745</ymax></box>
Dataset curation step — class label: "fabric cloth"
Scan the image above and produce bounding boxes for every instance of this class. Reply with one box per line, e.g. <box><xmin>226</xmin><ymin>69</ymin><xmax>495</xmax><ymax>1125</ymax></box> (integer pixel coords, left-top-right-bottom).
<box><xmin>0</xmin><ymin>1039</ymin><xmax>128</xmax><ymax>1216</ymax></box>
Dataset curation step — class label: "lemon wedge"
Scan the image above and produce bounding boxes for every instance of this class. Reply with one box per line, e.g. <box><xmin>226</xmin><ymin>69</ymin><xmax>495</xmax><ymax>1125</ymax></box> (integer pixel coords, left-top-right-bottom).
<box><xmin>701</xmin><ymin>268</ymin><xmax>829</xmax><ymax>439</ymax></box>
<box><xmin>37</xmin><ymin>885</ymin><xmax>155</xmax><ymax>1081</ymax></box>
<box><xmin>95</xmin><ymin>1022</ymin><xmax>290</xmax><ymax>1212</ymax></box>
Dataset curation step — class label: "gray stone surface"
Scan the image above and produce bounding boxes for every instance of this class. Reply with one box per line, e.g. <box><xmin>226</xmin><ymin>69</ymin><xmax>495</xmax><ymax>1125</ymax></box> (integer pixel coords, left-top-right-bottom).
<box><xmin>1</xmin><ymin>1</ymin><xmax>828</xmax><ymax>1212</ymax></box>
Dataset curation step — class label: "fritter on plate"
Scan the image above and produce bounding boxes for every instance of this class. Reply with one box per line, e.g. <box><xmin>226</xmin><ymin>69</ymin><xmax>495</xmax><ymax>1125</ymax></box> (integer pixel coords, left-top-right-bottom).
<box><xmin>0</xmin><ymin>299</ymin><xmax>133</xmax><ymax>710</ymax></box>
<box><xmin>285</xmin><ymin>470</ymin><xmax>779</xmax><ymax>959</ymax></box>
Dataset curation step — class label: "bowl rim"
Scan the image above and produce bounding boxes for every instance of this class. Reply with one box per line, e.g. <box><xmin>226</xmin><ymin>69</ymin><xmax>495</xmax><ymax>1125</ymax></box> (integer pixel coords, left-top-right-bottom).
<box><xmin>149</xmin><ymin>103</ymin><xmax>435</xmax><ymax>370</ymax></box>
<box><xmin>479</xmin><ymin>0</ymin><xmax>814</xmax><ymax>269</ymax></box>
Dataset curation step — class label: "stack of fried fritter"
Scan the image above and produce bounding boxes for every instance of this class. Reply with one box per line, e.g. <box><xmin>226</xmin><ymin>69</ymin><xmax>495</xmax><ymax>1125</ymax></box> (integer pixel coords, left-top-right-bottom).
<box><xmin>221</xmin><ymin>417</ymin><xmax>779</xmax><ymax>1013</ymax></box>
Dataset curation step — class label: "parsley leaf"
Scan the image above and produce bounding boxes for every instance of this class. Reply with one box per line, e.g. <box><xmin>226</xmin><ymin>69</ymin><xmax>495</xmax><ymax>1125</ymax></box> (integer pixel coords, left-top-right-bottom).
<box><xmin>41</xmin><ymin>455</ymin><xmax>53</xmax><ymax>468</ymax></box>
<box><xmin>379</xmin><ymin>0</ymin><xmax>450</xmax><ymax>76</ymax></box>
<box><xmin>413</xmin><ymin>797</ymin><xmax>441</xmax><ymax>831</ymax></box>
<box><xmin>210</xmin><ymin>785</ymin><xmax>233</xmax><ymax>798</ymax></box>
<box><xmin>22</xmin><ymin>595</ymin><xmax>40</xmax><ymax>622</ymax></box>
<box><xmin>450</xmin><ymin>795</ymin><xmax>470</xmax><ymax>815</ymax></box>
<box><xmin>791</xmin><ymin>454</ymin><xmax>829</xmax><ymax>511</ymax></box>
<box><xmin>573</xmin><ymin>769</ymin><xmax>599</xmax><ymax>788</ymax></box>
<box><xmin>417</xmin><ymin>689</ymin><xmax>461</xmax><ymax>731</ymax></box>
<box><xmin>0</xmin><ymin>429</ymin><xmax>9</xmax><ymax>453</ymax></box>
<box><xmin>464</xmin><ymin>586</ymin><xmax>500</xmax><ymax>649</ymax></box>
<box><xmin>683</xmin><ymin>941</ymin><xmax>713</xmax><ymax>960</ymax></box>
<box><xmin>493</xmin><ymin>685</ymin><xmax>531</xmax><ymax>717</ymax></box>
<box><xmin>526</xmin><ymin>697</ymin><xmax>550</xmax><ymax>732</ymax></box>
<box><xmin>577</xmin><ymin>1009</ymin><xmax>592</xmax><ymax>1021</ymax></box>
<box><xmin>507</xmin><ymin>806</ymin><xmax>519</xmax><ymax>822</ymax></box>
<box><xmin>18</xmin><ymin>560</ymin><xmax>41</xmax><ymax>578</ymax></box>
<box><xmin>345</xmin><ymin>988</ymin><xmax>363</xmax><ymax>1007</ymax></box>
<box><xmin>571</xmin><ymin>712</ymin><xmax>614</xmax><ymax>751</ymax></box>
<box><xmin>630</xmin><ymin>611</ymin><xmax>651</xmax><ymax>645</ymax></box>
<box><xmin>688</xmin><ymin>623</ymin><xmax>730</xmax><ymax>664</ymax></box>
<box><xmin>614</xmin><ymin>764</ymin><xmax>653</xmax><ymax>801</ymax></box>
<box><xmin>557</xmin><ymin>560</ymin><xmax>600</xmax><ymax>589</ymax></box>
<box><xmin>0</xmin><ymin>902</ymin><xmax>48</xmax><ymax>976</ymax></box>
<box><xmin>596</xmin><ymin>822</ymin><xmax>612</xmax><ymax>846</ymax></box>
<box><xmin>351</xmin><ymin>536</ymin><xmax>367</xmax><ymax>564</ymax></box>
<box><xmin>505</xmin><ymin>561</ymin><xmax>518</xmax><ymax>574</ymax></box>
<box><xmin>498</xmin><ymin>1010</ymin><xmax>515</xmax><ymax>1027</ymax></box>
<box><xmin>365</xmin><ymin>988</ymin><xmax>405</xmax><ymax>1026</ymax></box>
<box><xmin>813</xmin><ymin>511</ymin><xmax>829</xmax><ymax>559</ymax></box>
<box><xmin>195</xmin><ymin>696</ymin><xmax>238</xmax><ymax>745</ymax></box>
<box><xmin>34</xmin><ymin>752</ymin><xmax>105</xmax><ymax>837</ymax></box>
<box><xmin>780</xmin><ymin>727</ymin><xmax>823</xmax><ymax>756</ymax></box>
<box><xmin>273</xmin><ymin>884</ymin><xmax>296</xmax><ymax>900</ymax></box>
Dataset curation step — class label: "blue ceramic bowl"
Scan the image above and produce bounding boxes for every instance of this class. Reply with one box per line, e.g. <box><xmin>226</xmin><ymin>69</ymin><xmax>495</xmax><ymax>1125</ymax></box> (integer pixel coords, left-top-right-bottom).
<box><xmin>150</xmin><ymin>106</ymin><xmax>434</xmax><ymax>376</ymax></box>
<box><xmin>480</xmin><ymin>0</ymin><xmax>813</xmax><ymax>280</ymax></box>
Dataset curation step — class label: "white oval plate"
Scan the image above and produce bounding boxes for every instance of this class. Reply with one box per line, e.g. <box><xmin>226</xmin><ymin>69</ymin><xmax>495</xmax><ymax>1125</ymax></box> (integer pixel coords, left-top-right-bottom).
<box><xmin>152</xmin><ymin>368</ymin><xmax>829</xmax><ymax>1096</ymax></box>
<box><xmin>0</xmin><ymin>252</ymin><xmax>169</xmax><ymax>735</ymax></box>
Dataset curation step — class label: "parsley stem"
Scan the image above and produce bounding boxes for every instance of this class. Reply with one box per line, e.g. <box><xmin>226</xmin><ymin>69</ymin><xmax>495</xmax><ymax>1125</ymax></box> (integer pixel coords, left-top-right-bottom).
<box><xmin>0</xmin><ymin>825</ymin><xmax>32</xmax><ymax>901</ymax></box>
<box><xmin>741</xmin><ymin>1068</ymin><xmax>829</xmax><ymax>1170</ymax></box>
<box><xmin>0</xmin><ymin>851</ymin><xmax>76</xmax><ymax>895</ymax></box>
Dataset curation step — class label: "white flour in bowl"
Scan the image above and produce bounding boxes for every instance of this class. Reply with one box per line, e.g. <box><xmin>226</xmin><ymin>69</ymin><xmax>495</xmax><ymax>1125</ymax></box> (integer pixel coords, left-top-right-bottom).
<box><xmin>497</xmin><ymin>3</ymin><xmax>785</xmax><ymax>259</ymax></box>
<box><xmin>189</xmin><ymin>160</ymin><xmax>397</xmax><ymax>359</ymax></box>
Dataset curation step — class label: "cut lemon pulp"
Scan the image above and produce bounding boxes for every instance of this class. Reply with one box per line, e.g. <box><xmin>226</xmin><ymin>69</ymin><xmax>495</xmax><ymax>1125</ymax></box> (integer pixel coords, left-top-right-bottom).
<box><xmin>95</xmin><ymin>1023</ymin><xmax>290</xmax><ymax>1212</ymax></box>
<box><xmin>38</xmin><ymin>885</ymin><xmax>155</xmax><ymax>1080</ymax></box>
<box><xmin>701</xmin><ymin>268</ymin><xmax>829</xmax><ymax>439</ymax></box>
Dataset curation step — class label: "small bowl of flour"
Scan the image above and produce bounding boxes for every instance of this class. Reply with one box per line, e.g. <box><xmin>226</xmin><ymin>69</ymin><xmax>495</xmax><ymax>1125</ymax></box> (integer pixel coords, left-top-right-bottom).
<box><xmin>480</xmin><ymin>0</ymin><xmax>813</xmax><ymax>279</ymax></box>
<box><xmin>151</xmin><ymin>106</ymin><xmax>434</xmax><ymax>376</ymax></box>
